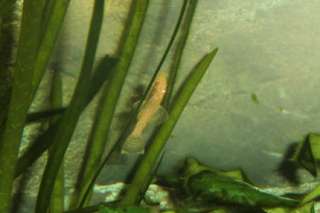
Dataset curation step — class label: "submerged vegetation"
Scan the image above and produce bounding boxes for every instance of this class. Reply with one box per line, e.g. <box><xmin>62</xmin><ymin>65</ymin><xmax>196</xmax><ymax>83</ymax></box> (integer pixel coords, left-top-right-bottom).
<box><xmin>0</xmin><ymin>0</ymin><xmax>320</xmax><ymax>213</ymax></box>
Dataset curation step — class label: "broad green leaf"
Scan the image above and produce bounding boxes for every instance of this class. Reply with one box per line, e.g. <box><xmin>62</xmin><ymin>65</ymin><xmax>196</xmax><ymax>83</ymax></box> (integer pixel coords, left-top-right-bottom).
<box><xmin>218</xmin><ymin>168</ymin><xmax>252</xmax><ymax>184</ymax></box>
<box><xmin>291</xmin><ymin>133</ymin><xmax>320</xmax><ymax>176</ymax></box>
<box><xmin>183</xmin><ymin>158</ymin><xmax>299</xmax><ymax>208</ymax></box>
<box><xmin>301</xmin><ymin>184</ymin><xmax>320</xmax><ymax>204</ymax></box>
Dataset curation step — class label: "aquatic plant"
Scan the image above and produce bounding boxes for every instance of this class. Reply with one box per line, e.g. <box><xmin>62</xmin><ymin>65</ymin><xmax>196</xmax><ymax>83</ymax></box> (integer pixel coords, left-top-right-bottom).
<box><xmin>1</xmin><ymin>0</ymin><xmax>320</xmax><ymax>213</ymax></box>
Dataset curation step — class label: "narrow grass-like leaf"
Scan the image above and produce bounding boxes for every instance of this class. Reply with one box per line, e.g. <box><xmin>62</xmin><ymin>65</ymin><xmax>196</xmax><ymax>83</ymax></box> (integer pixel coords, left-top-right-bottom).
<box><xmin>31</xmin><ymin>0</ymin><xmax>70</xmax><ymax>94</ymax></box>
<box><xmin>35</xmin><ymin>0</ymin><xmax>104</xmax><ymax>212</ymax></box>
<box><xmin>48</xmin><ymin>70</ymin><xmax>64</xmax><ymax>213</ymax></box>
<box><xmin>0</xmin><ymin>2</ymin><xmax>16</xmax><ymax>132</ymax></box>
<box><xmin>0</xmin><ymin>0</ymin><xmax>16</xmax><ymax>17</ymax></box>
<box><xmin>26</xmin><ymin>107</ymin><xmax>66</xmax><ymax>124</ymax></box>
<box><xmin>103</xmin><ymin>0</ymin><xmax>189</xmax><ymax>163</ymax></box>
<box><xmin>0</xmin><ymin>0</ymin><xmax>46</xmax><ymax>211</ymax></box>
<box><xmin>124</xmin><ymin>0</ymin><xmax>195</xmax><ymax>194</ymax></box>
<box><xmin>71</xmin><ymin>0</ymin><xmax>149</xmax><ymax>208</ymax></box>
<box><xmin>86</xmin><ymin>55</ymin><xmax>117</xmax><ymax>106</ymax></box>
<box><xmin>15</xmin><ymin>56</ymin><xmax>116</xmax><ymax>177</ymax></box>
<box><xmin>120</xmin><ymin>48</ymin><xmax>219</xmax><ymax>206</ymax></box>
<box><xmin>65</xmin><ymin>205</ymin><xmax>150</xmax><ymax>213</ymax></box>
<box><xmin>301</xmin><ymin>183</ymin><xmax>320</xmax><ymax>204</ymax></box>
<box><xmin>13</xmin><ymin>0</ymin><xmax>71</xmax><ymax>183</ymax></box>
<box><xmin>25</xmin><ymin>56</ymin><xmax>117</xmax><ymax>124</ymax></box>
<box><xmin>164</xmin><ymin>0</ymin><xmax>198</xmax><ymax>106</ymax></box>
<box><xmin>77</xmin><ymin>1</ymin><xmax>190</xmax><ymax>206</ymax></box>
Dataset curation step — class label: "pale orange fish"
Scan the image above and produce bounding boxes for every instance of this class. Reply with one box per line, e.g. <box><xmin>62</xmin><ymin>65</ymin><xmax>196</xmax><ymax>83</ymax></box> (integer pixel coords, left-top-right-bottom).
<box><xmin>121</xmin><ymin>72</ymin><xmax>168</xmax><ymax>154</ymax></box>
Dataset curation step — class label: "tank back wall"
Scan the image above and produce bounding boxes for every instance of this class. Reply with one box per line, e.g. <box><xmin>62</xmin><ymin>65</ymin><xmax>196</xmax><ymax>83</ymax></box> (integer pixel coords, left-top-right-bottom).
<box><xmin>27</xmin><ymin>0</ymin><xmax>320</xmax><ymax>196</ymax></box>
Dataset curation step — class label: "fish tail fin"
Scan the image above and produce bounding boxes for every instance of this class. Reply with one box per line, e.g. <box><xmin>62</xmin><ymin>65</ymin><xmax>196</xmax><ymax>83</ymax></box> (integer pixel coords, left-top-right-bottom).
<box><xmin>121</xmin><ymin>135</ymin><xmax>145</xmax><ymax>154</ymax></box>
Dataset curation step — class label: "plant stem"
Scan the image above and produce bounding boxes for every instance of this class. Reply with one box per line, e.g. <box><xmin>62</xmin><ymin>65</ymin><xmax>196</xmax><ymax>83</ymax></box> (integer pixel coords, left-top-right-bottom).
<box><xmin>120</xmin><ymin>48</ymin><xmax>219</xmax><ymax>206</ymax></box>
<box><xmin>72</xmin><ymin>0</ymin><xmax>149</xmax><ymax>208</ymax></box>
<box><xmin>35</xmin><ymin>0</ymin><xmax>104</xmax><ymax>212</ymax></box>
<box><xmin>0</xmin><ymin>0</ymin><xmax>46</xmax><ymax>211</ymax></box>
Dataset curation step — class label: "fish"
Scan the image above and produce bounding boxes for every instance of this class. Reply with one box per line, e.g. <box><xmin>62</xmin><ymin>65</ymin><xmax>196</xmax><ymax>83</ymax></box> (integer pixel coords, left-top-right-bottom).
<box><xmin>121</xmin><ymin>72</ymin><xmax>168</xmax><ymax>154</ymax></box>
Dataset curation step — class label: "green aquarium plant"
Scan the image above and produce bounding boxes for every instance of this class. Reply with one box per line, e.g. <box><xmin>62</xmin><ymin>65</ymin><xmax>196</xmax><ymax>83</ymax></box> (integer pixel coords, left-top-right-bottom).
<box><xmin>72</xmin><ymin>0</ymin><xmax>194</xmax><ymax>208</ymax></box>
<box><xmin>1</xmin><ymin>0</ymin><xmax>320</xmax><ymax>213</ymax></box>
<box><xmin>0</xmin><ymin>0</ymin><xmax>69</xmax><ymax>212</ymax></box>
<box><xmin>70</xmin><ymin>0</ymin><xmax>150</xmax><ymax>208</ymax></box>
<box><xmin>119</xmin><ymin>48</ymin><xmax>218</xmax><ymax>206</ymax></box>
<box><xmin>182</xmin><ymin>158</ymin><xmax>299</xmax><ymax>208</ymax></box>
<box><xmin>48</xmin><ymin>69</ymin><xmax>65</xmax><ymax>212</ymax></box>
<box><xmin>35</xmin><ymin>0</ymin><xmax>104</xmax><ymax>212</ymax></box>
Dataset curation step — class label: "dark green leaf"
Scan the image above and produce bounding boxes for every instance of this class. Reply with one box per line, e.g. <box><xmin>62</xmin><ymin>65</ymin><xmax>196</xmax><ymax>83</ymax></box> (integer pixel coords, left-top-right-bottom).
<box><xmin>35</xmin><ymin>0</ymin><xmax>104</xmax><ymax>211</ymax></box>
<box><xmin>291</xmin><ymin>133</ymin><xmax>320</xmax><ymax>176</ymax></box>
<box><xmin>71</xmin><ymin>0</ymin><xmax>149</xmax><ymax>208</ymax></box>
<box><xmin>183</xmin><ymin>158</ymin><xmax>299</xmax><ymax>208</ymax></box>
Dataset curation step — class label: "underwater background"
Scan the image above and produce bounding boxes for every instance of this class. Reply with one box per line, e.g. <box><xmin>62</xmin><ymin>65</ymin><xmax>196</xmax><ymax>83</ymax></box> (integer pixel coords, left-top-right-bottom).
<box><xmin>42</xmin><ymin>0</ymin><xmax>320</xmax><ymax>186</ymax></box>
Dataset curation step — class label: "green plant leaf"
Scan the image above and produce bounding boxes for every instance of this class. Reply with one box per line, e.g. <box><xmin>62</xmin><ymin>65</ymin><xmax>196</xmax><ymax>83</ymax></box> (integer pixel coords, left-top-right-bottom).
<box><xmin>35</xmin><ymin>0</ymin><xmax>104</xmax><ymax>212</ymax></box>
<box><xmin>0</xmin><ymin>0</ymin><xmax>47</xmax><ymax>211</ymax></box>
<box><xmin>71</xmin><ymin>0</ymin><xmax>150</xmax><ymax>208</ymax></box>
<box><xmin>183</xmin><ymin>158</ymin><xmax>299</xmax><ymax>208</ymax></box>
<box><xmin>17</xmin><ymin>56</ymin><xmax>116</xmax><ymax>177</ymax></box>
<box><xmin>301</xmin><ymin>183</ymin><xmax>320</xmax><ymax>204</ymax></box>
<box><xmin>0</xmin><ymin>0</ymin><xmax>16</xmax><ymax>17</ymax></box>
<box><xmin>98</xmin><ymin>206</ymin><xmax>150</xmax><ymax>213</ymax></box>
<box><xmin>291</xmin><ymin>133</ymin><xmax>320</xmax><ymax>176</ymax></box>
<box><xmin>218</xmin><ymin>168</ymin><xmax>253</xmax><ymax>184</ymax></box>
<box><xmin>26</xmin><ymin>107</ymin><xmax>66</xmax><ymax>124</ymax></box>
<box><xmin>164</xmin><ymin>0</ymin><xmax>198</xmax><ymax>106</ymax></box>
<box><xmin>263</xmin><ymin>201</ymin><xmax>314</xmax><ymax>213</ymax></box>
<box><xmin>120</xmin><ymin>48</ymin><xmax>218</xmax><ymax>206</ymax></box>
<box><xmin>14</xmin><ymin>0</ymin><xmax>71</xmax><ymax>180</ymax></box>
<box><xmin>25</xmin><ymin>56</ymin><xmax>117</xmax><ymax>125</ymax></box>
<box><xmin>74</xmin><ymin>0</ymin><xmax>190</xmax><ymax>207</ymax></box>
<box><xmin>48</xmin><ymin>70</ymin><xmax>64</xmax><ymax>213</ymax></box>
<box><xmin>182</xmin><ymin>157</ymin><xmax>252</xmax><ymax>184</ymax></box>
